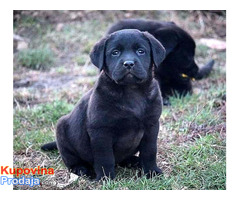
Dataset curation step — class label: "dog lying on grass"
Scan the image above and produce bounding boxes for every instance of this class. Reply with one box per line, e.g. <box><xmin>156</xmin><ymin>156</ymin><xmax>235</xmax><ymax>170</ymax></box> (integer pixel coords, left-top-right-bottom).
<box><xmin>107</xmin><ymin>19</ymin><xmax>214</xmax><ymax>105</ymax></box>
<box><xmin>41</xmin><ymin>29</ymin><xmax>166</xmax><ymax>181</ymax></box>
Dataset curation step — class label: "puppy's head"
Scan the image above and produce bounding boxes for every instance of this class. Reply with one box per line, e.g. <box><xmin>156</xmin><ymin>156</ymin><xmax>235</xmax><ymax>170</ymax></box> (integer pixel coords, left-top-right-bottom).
<box><xmin>90</xmin><ymin>29</ymin><xmax>165</xmax><ymax>85</ymax></box>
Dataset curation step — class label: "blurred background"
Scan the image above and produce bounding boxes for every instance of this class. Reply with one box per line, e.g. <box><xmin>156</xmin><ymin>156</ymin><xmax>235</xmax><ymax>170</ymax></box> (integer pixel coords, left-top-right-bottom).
<box><xmin>13</xmin><ymin>10</ymin><xmax>226</xmax><ymax>106</ymax></box>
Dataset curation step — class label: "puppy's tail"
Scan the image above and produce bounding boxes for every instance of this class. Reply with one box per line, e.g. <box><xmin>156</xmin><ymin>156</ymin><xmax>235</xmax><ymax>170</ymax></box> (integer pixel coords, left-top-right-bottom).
<box><xmin>41</xmin><ymin>141</ymin><xmax>58</xmax><ymax>151</ymax></box>
<box><xmin>195</xmin><ymin>60</ymin><xmax>215</xmax><ymax>80</ymax></box>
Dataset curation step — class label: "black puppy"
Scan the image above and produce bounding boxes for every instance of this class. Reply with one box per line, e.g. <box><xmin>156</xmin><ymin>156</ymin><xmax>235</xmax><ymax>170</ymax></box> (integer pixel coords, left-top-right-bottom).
<box><xmin>41</xmin><ymin>29</ymin><xmax>166</xmax><ymax>180</ymax></box>
<box><xmin>108</xmin><ymin>19</ymin><xmax>214</xmax><ymax>104</ymax></box>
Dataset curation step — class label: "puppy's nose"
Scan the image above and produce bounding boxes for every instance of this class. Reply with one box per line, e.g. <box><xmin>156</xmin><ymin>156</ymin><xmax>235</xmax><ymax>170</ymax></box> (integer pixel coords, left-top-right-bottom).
<box><xmin>123</xmin><ymin>61</ymin><xmax>135</xmax><ymax>69</ymax></box>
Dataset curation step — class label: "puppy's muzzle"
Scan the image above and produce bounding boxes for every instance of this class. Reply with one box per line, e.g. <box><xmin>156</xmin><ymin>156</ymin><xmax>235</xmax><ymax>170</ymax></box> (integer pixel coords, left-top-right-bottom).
<box><xmin>123</xmin><ymin>60</ymin><xmax>135</xmax><ymax>70</ymax></box>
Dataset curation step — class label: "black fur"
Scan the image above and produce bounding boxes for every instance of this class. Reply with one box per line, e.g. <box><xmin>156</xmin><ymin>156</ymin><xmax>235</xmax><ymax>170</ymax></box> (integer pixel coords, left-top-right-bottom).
<box><xmin>108</xmin><ymin>19</ymin><xmax>215</xmax><ymax>104</ymax></box>
<box><xmin>41</xmin><ymin>141</ymin><xmax>57</xmax><ymax>151</ymax></box>
<box><xmin>42</xmin><ymin>29</ymin><xmax>165</xmax><ymax>181</ymax></box>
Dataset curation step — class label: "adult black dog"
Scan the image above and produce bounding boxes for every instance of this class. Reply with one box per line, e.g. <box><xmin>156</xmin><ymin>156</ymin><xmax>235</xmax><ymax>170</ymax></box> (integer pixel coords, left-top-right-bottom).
<box><xmin>107</xmin><ymin>19</ymin><xmax>215</xmax><ymax>104</ymax></box>
<box><xmin>41</xmin><ymin>29</ymin><xmax>166</xmax><ymax>181</ymax></box>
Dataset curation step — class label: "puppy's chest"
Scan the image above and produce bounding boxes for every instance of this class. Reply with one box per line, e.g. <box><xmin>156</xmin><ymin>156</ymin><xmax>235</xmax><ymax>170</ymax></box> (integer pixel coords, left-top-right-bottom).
<box><xmin>116</xmin><ymin>92</ymin><xmax>147</xmax><ymax>121</ymax></box>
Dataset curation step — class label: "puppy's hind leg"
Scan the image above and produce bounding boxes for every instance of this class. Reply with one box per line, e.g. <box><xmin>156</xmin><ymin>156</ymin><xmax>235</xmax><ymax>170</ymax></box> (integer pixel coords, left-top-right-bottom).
<box><xmin>56</xmin><ymin>117</ymin><xmax>95</xmax><ymax>179</ymax></box>
<box><xmin>59</xmin><ymin>145</ymin><xmax>94</xmax><ymax>178</ymax></box>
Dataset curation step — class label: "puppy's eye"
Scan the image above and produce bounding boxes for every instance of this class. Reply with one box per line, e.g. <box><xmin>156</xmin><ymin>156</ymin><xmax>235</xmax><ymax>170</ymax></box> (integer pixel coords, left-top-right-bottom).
<box><xmin>112</xmin><ymin>50</ymin><xmax>120</xmax><ymax>56</ymax></box>
<box><xmin>137</xmin><ymin>48</ymin><xmax>145</xmax><ymax>55</ymax></box>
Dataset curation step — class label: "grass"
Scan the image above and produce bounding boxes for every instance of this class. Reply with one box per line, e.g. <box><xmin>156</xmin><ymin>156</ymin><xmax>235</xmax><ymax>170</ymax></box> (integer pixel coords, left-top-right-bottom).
<box><xmin>17</xmin><ymin>47</ymin><xmax>55</xmax><ymax>70</ymax></box>
<box><xmin>169</xmin><ymin>134</ymin><xmax>225</xmax><ymax>190</ymax></box>
<box><xmin>101</xmin><ymin>133</ymin><xmax>225</xmax><ymax>190</ymax></box>
<box><xmin>14</xmin><ymin>100</ymin><xmax>74</xmax><ymax>152</ymax></box>
<box><xmin>13</xmin><ymin>11</ymin><xmax>226</xmax><ymax>190</ymax></box>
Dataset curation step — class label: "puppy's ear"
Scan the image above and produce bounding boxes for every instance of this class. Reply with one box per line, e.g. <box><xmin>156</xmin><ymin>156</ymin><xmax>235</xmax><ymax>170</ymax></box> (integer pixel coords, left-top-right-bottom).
<box><xmin>90</xmin><ymin>35</ymin><xmax>110</xmax><ymax>70</ymax></box>
<box><xmin>143</xmin><ymin>32</ymin><xmax>166</xmax><ymax>67</ymax></box>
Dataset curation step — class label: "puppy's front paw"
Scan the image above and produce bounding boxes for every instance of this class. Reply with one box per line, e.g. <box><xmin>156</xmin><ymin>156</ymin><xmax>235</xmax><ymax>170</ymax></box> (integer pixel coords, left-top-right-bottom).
<box><xmin>146</xmin><ymin>167</ymin><xmax>163</xmax><ymax>179</ymax></box>
<box><xmin>70</xmin><ymin>166</ymin><xmax>95</xmax><ymax>179</ymax></box>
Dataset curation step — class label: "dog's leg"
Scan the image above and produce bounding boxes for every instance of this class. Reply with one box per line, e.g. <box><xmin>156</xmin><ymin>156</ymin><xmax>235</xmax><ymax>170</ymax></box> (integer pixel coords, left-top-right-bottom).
<box><xmin>139</xmin><ymin>121</ymin><xmax>162</xmax><ymax>178</ymax></box>
<box><xmin>56</xmin><ymin>117</ymin><xmax>94</xmax><ymax>178</ymax></box>
<box><xmin>89</xmin><ymin>128</ymin><xmax>115</xmax><ymax>181</ymax></box>
<box><xmin>61</xmin><ymin>147</ymin><xmax>94</xmax><ymax>178</ymax></box>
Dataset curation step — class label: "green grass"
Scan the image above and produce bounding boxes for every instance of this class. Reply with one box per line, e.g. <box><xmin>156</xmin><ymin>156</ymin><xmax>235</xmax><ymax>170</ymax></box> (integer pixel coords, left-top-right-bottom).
<box><xmin>161</xmin><ymin>84</ymin><xmax>225</xmax><ymax>136</ymax></box>
<box><xmin>169</xmin><ymin>134</ymin><xmax>225</xmax><ymax>190</ymax></box>
<box><xmin>17</xmin><ymin>47</ymin><xmax>55</xmax><ymax>70</ymax></box>
<box><xmin>14</xmin><ymin>100</ymin><xmax>74</xmax><ymax>151</ymax></box>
